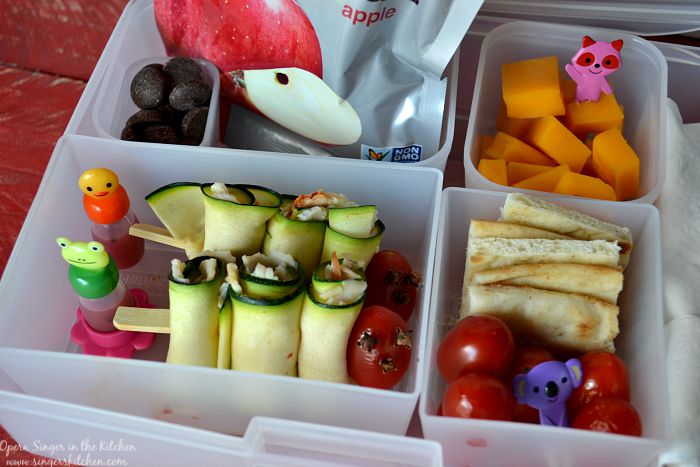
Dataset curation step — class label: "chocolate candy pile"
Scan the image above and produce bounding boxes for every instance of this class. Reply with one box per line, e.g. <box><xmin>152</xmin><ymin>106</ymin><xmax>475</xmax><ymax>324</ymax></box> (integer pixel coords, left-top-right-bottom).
<box><xmin>121</xmin><ymin>57</ymin><xmax>211</xmax><ymax>145</ymax></box>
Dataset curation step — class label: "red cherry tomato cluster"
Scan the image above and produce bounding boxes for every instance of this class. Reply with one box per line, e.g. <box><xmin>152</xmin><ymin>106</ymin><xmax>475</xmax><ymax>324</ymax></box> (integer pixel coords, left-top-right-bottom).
<box><xmin>435</xmin><ymin>314</ymin><xmax>643</xmax><ymax>436</ymax></box>
<box><xmin>437</xmin><ymin>315</ymin><xmax>517</xmax><ymax>420</ymax></box>
<box><xmin>568</xmin><ymin>351</ymin><xmax>641</xmax><ymax>436</ymax></box>
<box><xmin>347</xmin><ymin>250</ymin><xmax>420</xmax><ymax>390</ymax></box>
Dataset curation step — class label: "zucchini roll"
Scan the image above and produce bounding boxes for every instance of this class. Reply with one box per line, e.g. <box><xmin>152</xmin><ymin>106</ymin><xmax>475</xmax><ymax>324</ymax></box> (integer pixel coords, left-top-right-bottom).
<box><xmin>321</xmin><ymin>206</ymin><xmax>384</xmax><ymax>267</ymax></box>
<box><xmin>298</xmin><ymin>254</ymin><xmax>367</xmax><ymax>383</ymax></box>
<box><xmin>227</xmin><ymin>251</ymin><xmax>306</xmax><ymax>376</ymax></box>
<box><xmin>167</xmin><ymin>256</ymin><xmax>225</xmax><ymax>367</ymax></box>
<box><xmin>263</xmin><ymin>194</ymin><xmax>326</xmax><ymax>279</ymax></box>
<box><xmin>202</xmin><ymin>183</ymin><xmax>282</xmax><ymax>256</ymax></box>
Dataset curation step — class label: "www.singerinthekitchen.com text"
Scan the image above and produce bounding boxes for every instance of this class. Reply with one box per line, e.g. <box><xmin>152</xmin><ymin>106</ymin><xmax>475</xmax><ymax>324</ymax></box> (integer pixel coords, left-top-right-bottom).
<box><xmin>1</xmin><ymin>438</ymin><xmax>135</xmax><ymax>466</ymax></box>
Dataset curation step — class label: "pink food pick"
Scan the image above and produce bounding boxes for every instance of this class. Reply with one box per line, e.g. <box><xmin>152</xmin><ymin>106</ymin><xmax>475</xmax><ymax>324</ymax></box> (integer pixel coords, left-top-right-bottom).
<box><xmin>565</xmin><ymin>35</ymin><xmax>623</xmax><ymax>103</ymax></box>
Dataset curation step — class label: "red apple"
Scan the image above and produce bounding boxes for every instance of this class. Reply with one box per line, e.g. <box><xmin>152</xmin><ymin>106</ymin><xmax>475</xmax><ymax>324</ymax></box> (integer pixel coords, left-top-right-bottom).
<box><xmin>154</xmin><ymin>0</ymin><xmax>323</xmax><ymax>92</ymax></box>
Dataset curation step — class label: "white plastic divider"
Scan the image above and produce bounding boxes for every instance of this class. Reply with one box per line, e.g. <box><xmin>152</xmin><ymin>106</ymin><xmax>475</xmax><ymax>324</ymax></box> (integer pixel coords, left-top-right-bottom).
<box><xmin>66</xmin><ymin>0</ymin><xmax>459</xmax><ymax>171</ymax></box>
<box><xmin>420</xmin><ymin>187</ymin><xmax>669</xmax><ymax>467</ymax></box>
<box><xmin>0</xmin><ymin>134</ymin><xmax>442</xmax><ymax>438</ymax></box>
<box><xmin>0</xmin><ymin>390</ymin><xmax>443</xmax><ymax>466</ymax></box>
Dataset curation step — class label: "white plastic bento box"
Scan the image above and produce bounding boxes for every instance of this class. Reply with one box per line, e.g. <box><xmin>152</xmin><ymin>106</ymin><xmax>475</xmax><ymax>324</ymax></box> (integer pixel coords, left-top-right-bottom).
<box><xmin>0</xmin><ymin>134</ymin><xmax>441</xmax><ymax>438</ymax></box>
<box><xmin>68</xmin><ymin>0</ymin><xmax>459</xmax><ymax>172</ymax></box>
<box><xmin>0</xmin><ymin>390</ymin><xmax>443</xmax><ymax>466</ymax></box>
<box><xmin>463</xmin><ymin>21</ymin><xmax>668</xmax><ymax>204</ymax></box>
<box><xmin>419</xmin><ymin>187</ymin><xmax>669</xmax><ymax>467</ymax></box>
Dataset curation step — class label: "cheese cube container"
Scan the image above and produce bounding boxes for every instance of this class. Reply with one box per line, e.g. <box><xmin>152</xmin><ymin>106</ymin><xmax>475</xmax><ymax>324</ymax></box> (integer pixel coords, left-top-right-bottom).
<box><xmin>463</xmin><ymin>21</ymin><xmax>668</xmax><ymax>203</ymax></box>
<box><xmin>419</xmin><ymin>187</ymin><xmax>669</xmax><ymax>467</ymax></box>
<box><xmin>0</xmin><ymin>134</ymin><xmax>441</xmax><ymax>439</ymax></box>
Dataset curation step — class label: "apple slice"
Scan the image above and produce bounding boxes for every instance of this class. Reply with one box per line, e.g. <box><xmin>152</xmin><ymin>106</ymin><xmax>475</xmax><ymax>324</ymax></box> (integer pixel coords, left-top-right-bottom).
<box><xmin>230</xmin><ymin>68</ymin><xmax>362</xmax><ymax>146</ymax></box>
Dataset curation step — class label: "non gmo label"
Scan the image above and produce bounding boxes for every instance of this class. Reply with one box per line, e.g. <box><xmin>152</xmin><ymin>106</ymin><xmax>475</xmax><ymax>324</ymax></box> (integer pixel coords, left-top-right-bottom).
<box><xmin>361</xmin><ymin>144</ymin><xmax>423</xmax><ymax>163</ymax></box>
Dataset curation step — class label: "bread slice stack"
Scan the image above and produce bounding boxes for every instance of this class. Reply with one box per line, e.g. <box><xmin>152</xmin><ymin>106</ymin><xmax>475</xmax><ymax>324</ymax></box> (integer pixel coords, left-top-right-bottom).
<box><xmin>460</xmin><ymin>193</ymin><xmax>633</xmax><ymax>353</ymax></box>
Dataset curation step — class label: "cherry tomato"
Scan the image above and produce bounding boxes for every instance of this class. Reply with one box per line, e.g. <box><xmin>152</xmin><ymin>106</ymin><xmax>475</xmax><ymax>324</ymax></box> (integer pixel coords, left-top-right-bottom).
<box><xmin>347</xmin><ymin>305</ymin><xmax>413</xmax><ymax>389</ymax></box>
<box><xmin>364</xmin><ymin>250</ymin><xmax>421</xmax><ymax>321</ymax></box>
<box><xmin>441</xmin><ymin>373</ymin><xmax>516</xmax><ymax>421</ymax></box>
<box><xmin>437</xmin><ymin>315</ymin><xmax>515</xmax><ymax>382</ymax></box>
<box><xmin>567</xmin><ymin>351</ymin><xmax>630</xmax><ymax>417</ymax></box>
<box><xmin>572</xmin><ymin>398</ymin><xmax>642</xmax><ymax>436</ymax></box>
<box><xmin>507</xmin><ymin>346</ymin><xmax>554</xmax><ymax>424</ymax></box>
<box><xmin>507</xmin><ymin>346</ymin><xmax>555</xmax><ymax>384</ymax></box>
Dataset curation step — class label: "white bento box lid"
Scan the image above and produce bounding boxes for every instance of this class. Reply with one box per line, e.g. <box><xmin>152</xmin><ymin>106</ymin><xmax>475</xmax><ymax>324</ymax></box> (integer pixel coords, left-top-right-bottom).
<box><xmin>478</xmin><ymin>0</ymin><xmax>700</xmax><ymax>36</ymax></box>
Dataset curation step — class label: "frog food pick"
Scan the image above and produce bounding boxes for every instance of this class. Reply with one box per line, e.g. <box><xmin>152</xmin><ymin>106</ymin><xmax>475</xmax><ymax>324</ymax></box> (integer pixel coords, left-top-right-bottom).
<box><xmin>79</xmin><ymin>168</ymin><xmax>144</xmax><ymax>270</ymax></box>
<box><xmin>57</xmin><ymin>237</ymin><xmax>154</xmax><ymax>357</ymax></box>
<box><xmin>565</xmin><ymin>35</ymin><xmax>623</xmax><ymax>103</ymax></box>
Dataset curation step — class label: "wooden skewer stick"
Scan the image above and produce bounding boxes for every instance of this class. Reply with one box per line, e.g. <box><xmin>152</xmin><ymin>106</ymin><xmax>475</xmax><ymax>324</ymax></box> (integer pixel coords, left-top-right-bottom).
<box><xmin>114</xmin><ymin>306</ymin><xmax>171</xmax><ymax>334</ymax></box>
<box><xmin>129</xmin><ymin>223</ymin><xmax>191</xmax><ymax>250</ymax></box>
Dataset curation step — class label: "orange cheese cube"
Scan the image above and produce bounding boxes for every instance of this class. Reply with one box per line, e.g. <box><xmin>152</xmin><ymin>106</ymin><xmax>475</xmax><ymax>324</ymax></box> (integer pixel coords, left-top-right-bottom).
<box><xmin>565</xmin><ymin>93</ymin><xmax>624</xmax><ymax>135</ymax></box>
<box><xmin>553</xmin><ymin>172</ymin><xmax>617</xmax><ymax>201</ymax></box>
<box><xmin>485</xmin><ymin>132</ymin><xmax>555</xmax><ymax>166</ymax></box>
<box><xmin>561</xmin><ymin>79</ymin><xmax>577</xmax><ymax>104</ymax></box>
<box><xmin>502</xmin><ymin>56</ymin><xmax>565</xmax><ymax>118</ymax></box>
<box><xmin>526</xmin><ymin>116</ymin><xmax>591</xmax><ymax>173</ymax></box>
<box><xmin>480</xmin><ymin>135</ymin><xmax>495</xmax><ymax>159</ymax></box>
<box><xmin>592</xmin><ymin>129</ymin><xmax>640</xmax><ymax>201</ymax></box>
<box><xmin>506</xmin><ymin>162</ymin><xmax>553</xmax><ymax>185</ymax></box>
<box><xmin>496</xmin><ymin>101</ymin><xmax>534</xmax><ymax>140</ymax></box>
<box><xmin>513</xmin><ymin>164</ymin><xmax>570</xmax><ymax>192</ymax></box>
<box><xmin>478</xmin><ymin>158</ymin><xmax>508</xmax><ymax>186</ymax></box>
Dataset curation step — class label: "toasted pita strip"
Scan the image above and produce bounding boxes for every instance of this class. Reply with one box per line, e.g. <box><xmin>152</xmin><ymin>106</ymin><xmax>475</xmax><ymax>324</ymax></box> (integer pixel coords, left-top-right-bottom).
<box><xmin>465</xmin><ymin>237</ymin><xmax>620</xmax><ymax>284</ymax></box>
<box><xmin>471</xmin><ymin>263</ymin><xmax>623</xmax><ymax>304</ymax></box>
<box><xmin>499</xmin><ymin>192</ymin><xmax>633</xmax><ymax>268</ymax></box>
<box><xmin>460</xmin><ymin>285</ymin><xmax>619</xmax><ymax>353</ymax></box>
<box><xmin>469</xmin><ymin>219</ymin><xmax>572</xmax><ymax>240</ymax></box>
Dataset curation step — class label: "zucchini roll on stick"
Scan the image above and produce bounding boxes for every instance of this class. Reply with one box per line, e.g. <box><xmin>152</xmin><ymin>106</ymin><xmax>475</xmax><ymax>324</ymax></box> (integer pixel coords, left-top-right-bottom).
<box><xmin>229</xmin><ymin>251</ymin><xmax>306</xmax><ymax>376</ymax></box>
<box><xmin>298</xmin><ymin>253</ymin><xmax>367</xmax><ymax>383</ymax></box>
<box><xmin>202</xmin><ymin>183</ymin><xmax>282</xmax><ymax>256</ymax></box>
<box><xmin>321</xmin><ymin>205</ymin><xmax>384</xmax><ymax>267</ymax></box>
<box><xmin>263</xmin><ymin>194</ymin><xmax>326</xmax><ymax>280</ymax></box>
<box><xmin>141</xmin><ymin>182</ymin><xmax>206</xmax><ymax>257</ymax></box>
<box><xmin>167</xmin><ymin>256</ymin><xmax>225</xmax><ymax>367</ymax></box>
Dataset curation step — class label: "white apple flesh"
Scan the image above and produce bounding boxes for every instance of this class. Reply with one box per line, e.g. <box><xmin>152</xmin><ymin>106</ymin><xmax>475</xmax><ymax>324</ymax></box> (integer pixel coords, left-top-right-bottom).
<box><xmin>231</xmin><ymin>68</ymin><xmax>362</xmax><ymax>146</ymax></box>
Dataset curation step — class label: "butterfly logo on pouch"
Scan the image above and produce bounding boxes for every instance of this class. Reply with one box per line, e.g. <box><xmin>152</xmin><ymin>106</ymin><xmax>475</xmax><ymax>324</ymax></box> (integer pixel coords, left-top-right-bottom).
<box><xmin>368</xmin><ymin>149</ymin><xmax>388</xmax><ymax>161</ymax></box>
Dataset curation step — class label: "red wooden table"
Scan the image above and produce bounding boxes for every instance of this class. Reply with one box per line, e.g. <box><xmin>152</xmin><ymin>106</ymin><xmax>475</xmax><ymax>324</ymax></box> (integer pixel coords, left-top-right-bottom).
<box><xmin>0</xmin><ymin>1</ymin><xmax>127</xmax><ymax>464</ymax></box>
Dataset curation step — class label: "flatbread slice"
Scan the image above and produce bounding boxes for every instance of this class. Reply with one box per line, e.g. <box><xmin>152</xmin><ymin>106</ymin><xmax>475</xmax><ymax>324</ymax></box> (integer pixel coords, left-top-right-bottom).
<box><xmin>469</xmin><ymin>219</ymin><xmax>572</xmax><ymax>240</ymax></box>
<box><xmin>471</xmin><ymin>263</ymin><xmax>623</xmax><ymax>304</ymax></box>
<box><xmin>499</xmin><ymin>192</ymin><xmax>633</xmax><ymax>268</ymax></box>
<box><xmin>465</xmin><ymin>237</ymin><xmax>620</xmax><ymax>284</ymax></box>
<box><xmin>460</xmin><ymin>285</ymin><xmax>619</xmax><ymax>353</ymax></box>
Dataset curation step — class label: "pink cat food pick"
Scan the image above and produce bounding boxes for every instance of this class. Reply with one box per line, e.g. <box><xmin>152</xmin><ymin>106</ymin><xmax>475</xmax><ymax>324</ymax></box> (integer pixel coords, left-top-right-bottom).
<box><xmin>565</xmin><ymin>35</ymin><xmax>623</xmax><ymax>103</ymax></box>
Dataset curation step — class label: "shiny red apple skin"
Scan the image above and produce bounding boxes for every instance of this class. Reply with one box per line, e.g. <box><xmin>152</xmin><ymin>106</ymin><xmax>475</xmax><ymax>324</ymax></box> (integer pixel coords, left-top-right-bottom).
<box><xmin>154</xmin><ymin>0</ymin><xmax>323</xmax><ymax>98</ymax></box>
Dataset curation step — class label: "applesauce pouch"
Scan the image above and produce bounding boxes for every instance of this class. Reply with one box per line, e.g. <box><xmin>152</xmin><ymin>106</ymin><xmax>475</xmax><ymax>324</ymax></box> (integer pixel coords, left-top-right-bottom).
<box><xmin>154</xmin><ymin>0</ymin><xmax>482</xmax><ymax>164</ymax></box>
